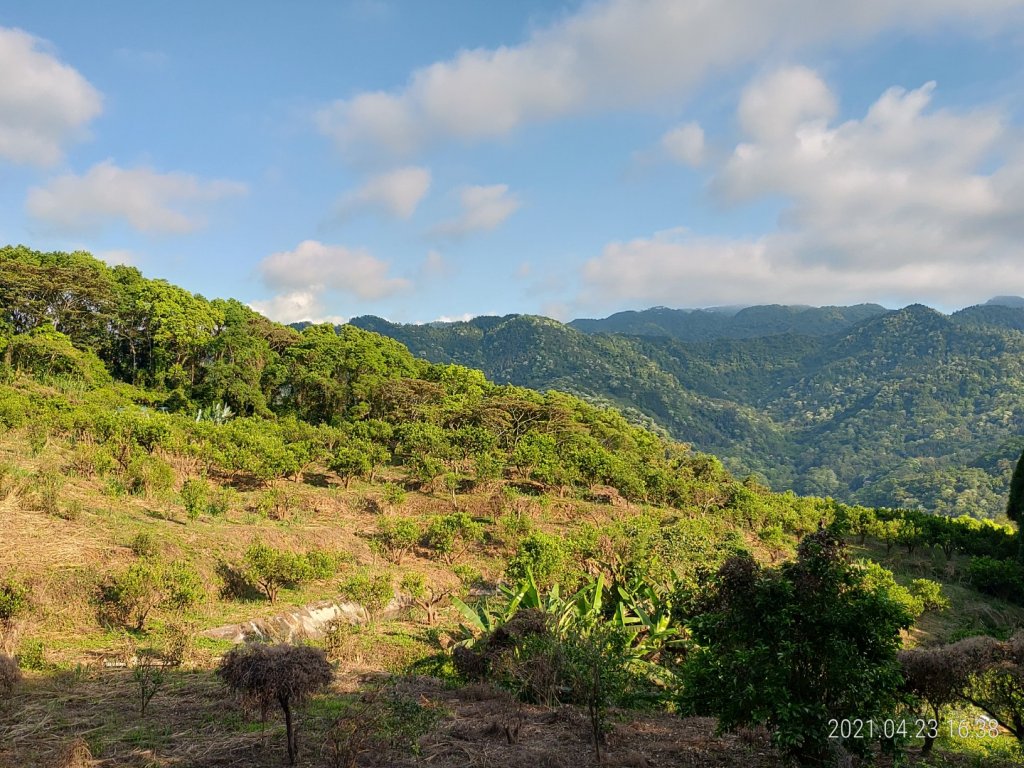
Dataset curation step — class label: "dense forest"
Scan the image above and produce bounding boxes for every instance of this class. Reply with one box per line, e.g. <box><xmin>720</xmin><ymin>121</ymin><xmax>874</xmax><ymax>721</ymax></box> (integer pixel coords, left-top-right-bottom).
<box><xmin>2</xmin><ymin>245</ymin><xmax>1024</xmax><ymax>767</ymax></box>
<box><xmin>349</xmin><ymin>302</ymin><xmax>1024</xmax><ymax>519</ymax></box>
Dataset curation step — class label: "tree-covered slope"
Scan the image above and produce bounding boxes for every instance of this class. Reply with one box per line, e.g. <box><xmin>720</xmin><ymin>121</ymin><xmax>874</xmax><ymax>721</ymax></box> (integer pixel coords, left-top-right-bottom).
<box><xmin>349</xmin><ymin>303</ymin><xmax>1024</xmax><ymax>518</ymax></box>
<box><xmin>568</xmin><ymin>302</ymin><xmax>889</xmax><ymax>340</ymax></box>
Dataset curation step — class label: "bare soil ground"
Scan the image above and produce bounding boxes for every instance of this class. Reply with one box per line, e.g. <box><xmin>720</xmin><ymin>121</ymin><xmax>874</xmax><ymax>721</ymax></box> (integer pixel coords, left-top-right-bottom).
<box><xmin>0</xmin><ymin>671</ymin><xmax>788</xmax><ymax>768</ymax></box>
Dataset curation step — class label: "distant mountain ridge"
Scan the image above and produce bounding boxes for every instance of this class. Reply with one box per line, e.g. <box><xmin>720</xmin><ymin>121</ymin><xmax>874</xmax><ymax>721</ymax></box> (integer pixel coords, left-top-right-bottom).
<box><xmin>338</xmin><ymin>300</ymin><xmax>1024</xmax><ymax>518</ymax></box>
<box><xmin>569</xmin><ymin>303</ymin><xmax>890</xmax><ymax>341</ymax></box>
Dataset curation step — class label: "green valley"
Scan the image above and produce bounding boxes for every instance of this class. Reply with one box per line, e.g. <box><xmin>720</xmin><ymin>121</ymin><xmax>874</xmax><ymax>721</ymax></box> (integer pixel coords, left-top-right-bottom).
<box><xmin>350</xmin><ymin>300</ymin><xmax>1024</xmax><ymax>519</ymax></box>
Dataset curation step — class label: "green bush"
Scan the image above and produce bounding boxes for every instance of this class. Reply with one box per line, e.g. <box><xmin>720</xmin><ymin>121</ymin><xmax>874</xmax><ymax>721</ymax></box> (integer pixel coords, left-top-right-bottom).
<box><xmin>505</xmin><ymin>532</ymin><xmax>568</xmax><ymax>589</ymax></box>
<box><xmin>98</xmin><ymin>559</ymin><xmax>204</xmax><ymax>631</ymax></box>
<box><xmin>304</xmin><ymin>548</ymin><xmax>342</xmax><ymax>580</ymax></box>
<box><xmin>967</xmin><ymin>556</ymin><xmax>1024</xmax><ymax>603</ymax></box>
<box><xmin>207</xmin><ymin>485</ymin><xmax>235</xmax><ymax>516</ymax></box>
<box><xmin>0</xmin><ymin>580</ymin><xmax>30</xmax><ymax>623</ymax></box>
<box><xmin>339</xmin><ymin>570</ymin><xmax>393</xmax><ymax>625</ymax></box>
<box><xmin>242</xmin><ymin>542</ymin><xmax>311</xmax><ymax>603</ymax></box>
<box><xmin>381</xmin><ymin>483</ymin><xmax>407</xmax><ymax>508</ymax></box>
<box><xmin>15</xmin><ymin>638</ymin><xmax>45</xmax><ymax>670</ymax></box>
<box><xmin>28</xmin><ymin>470</ymin><xmax>63</xmax><ymax>516</ymax></box>
<box><xmin>371</xmin><ymin>515</ymin><xmax>420</xmax><ymax>565</ymax></box>
<box><xmin>424</xmin><ymin>512</ymin><xmax>483</xmax><ymax>564</ymax></box>
<box><xmin>858</xmin><ymin>559</ymin><xmax>924</xmax><ymax>619</ymax></box>
<box><xmin>67</xmin><ymin>444</ymin><xmax>114</xmax><ymax>478</ymax></box>
<box><xmin>129</xmin><ymin>531</ymin><xmax>158</xmax><ymax>558</ymax></box>
<box><xmin>909</xmin><ymin>578</ymin><xmax>950</xmax><ymax>612</ymax></box>
<box><xmin>180</xmin><ymin>477</ymin><xmax>210</xmax><ymax>521</ymax></box>
<box><xmin>126</xmin><ymin>454</ymin><xmax>175</xmax><ymax>498</ymax></box>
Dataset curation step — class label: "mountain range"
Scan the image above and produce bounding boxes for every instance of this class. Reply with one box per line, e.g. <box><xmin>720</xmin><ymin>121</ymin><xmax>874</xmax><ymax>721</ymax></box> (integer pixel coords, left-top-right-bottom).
<box><xmin>335</xmin><ymin>298</ymin><xmax>1024</xmax><ymax>518</ymax></box>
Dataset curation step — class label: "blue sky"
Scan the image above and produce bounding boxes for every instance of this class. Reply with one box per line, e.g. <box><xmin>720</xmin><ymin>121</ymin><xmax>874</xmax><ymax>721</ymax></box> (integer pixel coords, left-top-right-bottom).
<box><xmin>2</xmin><ymin>1</ymin><xmax>1024</xmax><ymax>323</ymax></box>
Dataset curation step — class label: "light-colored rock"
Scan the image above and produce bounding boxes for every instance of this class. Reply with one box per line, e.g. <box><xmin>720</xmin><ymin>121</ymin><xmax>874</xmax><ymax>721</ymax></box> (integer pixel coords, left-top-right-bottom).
<box><xmin>201</xmin><ymin>596</ymin><xmax>408</xmax><ymax>644</ymax></box>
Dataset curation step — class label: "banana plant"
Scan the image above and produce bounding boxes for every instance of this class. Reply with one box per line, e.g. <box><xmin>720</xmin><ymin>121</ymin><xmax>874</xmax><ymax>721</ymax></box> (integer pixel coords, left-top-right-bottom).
<box><xmin>612</xmin><ymin>577</ymin><xmax>686</xmax><ymax>659</ymax></box>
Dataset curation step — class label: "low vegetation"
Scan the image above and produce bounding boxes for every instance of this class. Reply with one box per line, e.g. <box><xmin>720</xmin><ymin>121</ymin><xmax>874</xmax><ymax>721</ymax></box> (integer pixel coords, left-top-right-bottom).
<box><xmin>0</xmin><ymin>246</ymin><xmax>1023</xmax><ymax>766</ymax></box>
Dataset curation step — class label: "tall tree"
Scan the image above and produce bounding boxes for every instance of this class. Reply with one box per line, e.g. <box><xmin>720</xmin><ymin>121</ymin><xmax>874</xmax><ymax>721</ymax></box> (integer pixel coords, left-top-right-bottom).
<box><xmin>1007</xmin><ymin>447</ymin><xmax>1024</xmax><ymax>560</ymax></box>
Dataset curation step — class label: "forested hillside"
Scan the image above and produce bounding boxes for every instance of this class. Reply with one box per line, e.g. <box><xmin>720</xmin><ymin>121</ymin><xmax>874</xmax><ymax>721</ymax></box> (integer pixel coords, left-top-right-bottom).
<box><xmin>3</xmin><ymin>245</ymin><xmax>1024</xmax><ymax>767</ymax></box>
<box><xmin>350</xmin><ymin>303</ymin><xmax>1024</xmax><ymax>519</ymax></box>
<box><xmin>569</xmin><ymin>303</ymin><xmax>890</xmax><ymax>340</ymax></box>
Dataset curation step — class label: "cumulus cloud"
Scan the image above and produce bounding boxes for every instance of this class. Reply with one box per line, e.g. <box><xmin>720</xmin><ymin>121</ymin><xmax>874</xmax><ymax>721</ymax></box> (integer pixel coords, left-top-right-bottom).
<box><xmin>737</xmin><ymin>66</ymin><xmax>836</xmax><ymax>142</ymax></box>
<box><xmin>660</xmin><ymin>121</ymin><xmax>705</xmax><ymax>166</ymax></box>
<box><xmin>580</xmin><ymin>70</ymin><xmax>1024</xmax><ymax>308</ymax></box>
<box><xmin>316</xmin><ymin>0</ymin><xmax>1023</xmax><ymax>158</ymax></box>
<box><xmin>248</xmin><ymin>290</ymin><xmax>347</xmax><ymax>325</ymax></box>
<box><xmin>0</xmin><ymin>26</ymin><xmax>102</xmax><ymax>166</ymax></box>
<box><xmin>433</xmin><ymin>184</ymin><xmax>520</xmax><ymax>237</ymax></box>
<box><xmin>336</xmin><ymin>166</ymin><xmax>431</xmax><ymax>219</ymax></box>
<box><xmin>258</xmin><ymin>239</ymin><xmax>411</xmax><ymax>301</ymax></box>
<box><xmin>26</xmin><ymin>161</ymin><xmax>247</xmax><ymax>234</ymax></box>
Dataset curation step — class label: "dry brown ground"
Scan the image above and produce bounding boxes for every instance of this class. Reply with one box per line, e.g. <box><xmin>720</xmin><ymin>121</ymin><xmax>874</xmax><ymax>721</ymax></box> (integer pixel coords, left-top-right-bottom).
<box><xmin>0</xmin><ymin>671</ymin><xmax>787</xmax><ymax>768</ymax></box>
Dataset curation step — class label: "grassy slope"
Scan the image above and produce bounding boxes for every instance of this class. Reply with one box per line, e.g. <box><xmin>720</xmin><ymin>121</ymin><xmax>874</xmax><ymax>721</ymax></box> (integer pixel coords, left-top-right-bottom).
<box><xmin>1</xmin><ymin>424</ymin><xmax>1023</xmax><ymax>765</ymax></box>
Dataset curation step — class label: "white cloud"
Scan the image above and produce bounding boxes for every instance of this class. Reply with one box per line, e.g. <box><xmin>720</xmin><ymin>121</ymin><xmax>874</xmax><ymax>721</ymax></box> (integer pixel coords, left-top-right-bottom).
<box><xmin>248</xmin><ymin>290</ymin><xmax>347</xmax><ymax>325</ymax></box>
<box><xmin>418</xmin><ymin>249</ymin><xmax>450</xmax><ymax>279</ymax></box>
<box><xmin>336</xmin><ymin>166</ymin><xmax>431</xmax><ymax>219</ymax></box>
<box><xmin>580</xmin><ymin>71</ymin><xmax>1024</xmax><ymax>308</ymax></box>
<box><xmin>316</xmin><ymin>0</ymin><xmax>1024</xmax><ymax>158</ymax></box>
<box><xmin>433</xmin><ymin>184</ymin><xmax>520</xmax><ymax>236</ymax></box>
<box><xmin>97</xmin><ymin>249</ymin><xmax>136</xmax><ymax>266</ymax></box>
<box><xmin>428</xmin><ymin>313</ymin><xmax>477</xmax><ymax>324</ymax></box>
<box><xmin>580</xmin><ymin>229</ymin><xmax>1024</xmax><ymax>308</ymax></box>
<box><xmin>26</xmin><ymin>160</ymin><xmax>247</xmax><ymax>234</ymax></box>
<box><xmin>258</xmin><ymin>239</ymin><xmax>411</xmax><ymax>300</ymax></box>
<box><xmin>0</xmin><ymin>26</ymin><xmax>102</xmax><ymax>166</ymax></box>
<box><xmin>660</xmin><ymin>121</ymin><xmax>705</xmax><ymax>166</ymax></box>
<box><xmin>737</xmin><ymin>66</ymin><xmax>836</xmax><ymax>142</ymax></box>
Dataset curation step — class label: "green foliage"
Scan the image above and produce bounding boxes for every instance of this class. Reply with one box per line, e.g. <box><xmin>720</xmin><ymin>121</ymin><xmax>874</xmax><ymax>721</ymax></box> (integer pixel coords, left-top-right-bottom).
<box><xmin>339</xmin><ymin>571</ymin><xmax>393</xmax><ymax>624</ymax></box>
<box><xmin>0</xmin><ymin>580</ymin><xmax>30</xmax><ymax>623</ymax></box>
<box><xmin>453</xmin><ymin>571</ymin><xmax>682</xmax><ymax>714</ymax></box>
<box><xmin>126</xmin><ymin>454</ymin><xmax>175</xmax><ymax>497</ymax></box>
<box><xmin>323</xmin><ymin>685</ymin><xmax>442</xmax><ymax>767</ymax></box>
<box><xmin>8</xmin><ymin>325</ymin><xmax>111</xmax><ymax>386</ymax></box>
<box><xmin>180</xmin><ymin>477</ymin><xmax>210</xmax><ymax>521</ymax></box>
<box><xmin>909</xmin><ymin>578</ymin><xmax>951</xmax><ymax>612</ymax></box>
<box><xmin>371</xmin><ymin>515</ymin><xmax>420</xmax><ymax>565</ymax></box>
<box><xmin>967</xmin><ymin>556</ymin><xmax>1024</xmax><ymax>603</ymax></box>
<box><xmin>129</xmin><ymin>531</ymin><xmax>158</xmax><ymax>558</ymax></box>
<box><xmin>380</xmin><ymin>482</ymin><xmax>407</xmax><ymax>508</ymax></box>
<box><xmin>1007</xmin><ymin>446</ymin><xmax>1024</xmax><ymax>525</ymax></box>
<box><xmin>27</xmin><ymin>469</ymin><xmax>63</xmax><ymax>516</ymax></box>
<box><xmin>399</xmin><ymin>572</ymin><xmax>450</xmax><ymax>625</ymax></box>
<box><xmin>683</xmin><ymin>531</ymin><xmax>913</xmax><ymax>765</ymax></box>
<box><xmin>424</xmin><ymin>512</ymin><xmax>483</xmax><ymax>564</ymax></box>
<box><xmin>857</xmin><ymin>559</ymin><xmax>925</xmax><ymax>619</ymax></box>
<box><xmin>98</xmin><ymin>559</ymin><xmax>204</xmax><ymax>631</ymax></box>
<box><xmin>505</xmin><ymin>532</ymin><xmax>568</xmax><ymax>589</ymax></box>
<box><xmin>1008</xmin><ymin>446</ymin><xmax>1024</xmax><ymax>559</ymax></box>
<box><xmin>242</xmin><ymin>542</ymin><xmax>312</xmax><ymax>603</ymax></box>
<box><xmin>15</xmin><ymin>638</ymin><xmax>45</xmax><ymax>671</ymax></box>
<box><xmin>304</xmin><ymin>549</ymin><xmax>343</xmax><ymax>581</ymax></box>
<box><xmin>352</xmin><ymin>305</ymin><xmax>1024</xmax><ymax>519</ymax></box>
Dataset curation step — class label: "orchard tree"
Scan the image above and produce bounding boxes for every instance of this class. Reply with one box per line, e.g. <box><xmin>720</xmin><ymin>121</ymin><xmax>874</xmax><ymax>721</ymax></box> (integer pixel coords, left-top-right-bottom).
<box><xmin>243</xmin><ymin>542</ymin><xmax>310</xmax><ymax>603</ymax></box>
<box><xmin>684</xmin><ymin>530</ymin><xmax>913</xmax><ymax>766</ymax></box>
